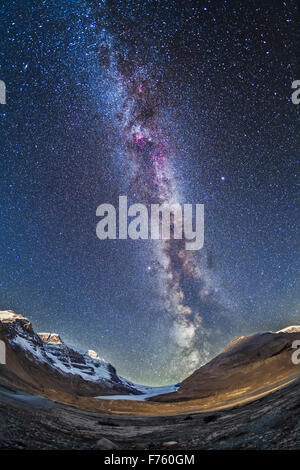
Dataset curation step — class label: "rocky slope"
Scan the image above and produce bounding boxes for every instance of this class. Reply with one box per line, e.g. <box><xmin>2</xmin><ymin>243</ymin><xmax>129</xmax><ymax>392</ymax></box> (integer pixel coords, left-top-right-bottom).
<box><xmin>0</xmin><ymin>310</ymin><xmax>142</xmax><ymax>398</ymax></box>
<box><xmin>152</xmin><ymin>327</ymin><xmax>300</xmax><ymax>402</ymax></box>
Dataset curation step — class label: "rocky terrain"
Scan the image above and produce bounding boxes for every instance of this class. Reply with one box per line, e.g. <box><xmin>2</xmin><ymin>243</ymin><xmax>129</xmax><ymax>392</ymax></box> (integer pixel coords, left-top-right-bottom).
<box><xmin>0</xmin><ymin>309</ymin><xmax>299</xmax><ymax>449</ymax></box>
<box><xmin>0</xmin><ymin>376</ymin><xmax>299</xmax><ymax>450</ymax></box>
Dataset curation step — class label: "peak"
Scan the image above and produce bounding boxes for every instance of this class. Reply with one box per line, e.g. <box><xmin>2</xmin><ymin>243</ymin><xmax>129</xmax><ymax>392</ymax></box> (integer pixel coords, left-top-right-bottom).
<box><xmin>222</xmin><ymin>335</ymin><xmax>246</xmax><ymax>352</ymax></box>
<box><xmin>277</xmin><ymin>326</ymin><xmax>300</xmax><ymax>333</ymax></box>
<box><xmin>38</xmin><ymin>332</ymin><xmax>63</xmax><ymax>345</ymax></box>
<box><xmin>0</xmin><ymin>310</ymin><xmax>30</xmax><ymax>324</ymax></box>
<box><xmin>88</xmin><ymin>349</ymin><xmax>106</xmax><ymax>362</ymax></box>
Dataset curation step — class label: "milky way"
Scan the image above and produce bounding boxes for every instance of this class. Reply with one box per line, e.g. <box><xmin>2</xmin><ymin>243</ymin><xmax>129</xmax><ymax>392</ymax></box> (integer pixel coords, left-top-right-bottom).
<box><xmin>94</xmin><ymin>25</ymin><xmax>231</xmax><ymax>374</ymax></box>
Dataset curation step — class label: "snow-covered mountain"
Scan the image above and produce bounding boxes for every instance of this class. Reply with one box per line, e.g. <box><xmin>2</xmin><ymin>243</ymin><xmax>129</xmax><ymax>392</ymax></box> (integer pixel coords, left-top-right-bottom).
<box><xmin>2</xmin><ymin>309</ymin><xmax>299</xmax><ymax>408</ymax></box>
<box><xmin>0</xmin><ymin>310</ymin><xmax>144</xmax><ymax>398</ymax></box>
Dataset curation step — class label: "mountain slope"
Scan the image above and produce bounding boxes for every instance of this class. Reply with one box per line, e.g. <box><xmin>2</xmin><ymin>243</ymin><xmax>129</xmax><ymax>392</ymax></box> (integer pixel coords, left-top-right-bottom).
<box><xmin>0</xmin><ymin>310</ymin><xmax>142</xmax><ymax>398</ymax></box>
<box><xmin>152</xmin><ymin>328</ymin><xmax>300</xmax><ymax>402</ymax></box>
<box><xmin>1</xmin><ymin>309</ymin><xmax>300</xmax><ymax>414</ymax></box>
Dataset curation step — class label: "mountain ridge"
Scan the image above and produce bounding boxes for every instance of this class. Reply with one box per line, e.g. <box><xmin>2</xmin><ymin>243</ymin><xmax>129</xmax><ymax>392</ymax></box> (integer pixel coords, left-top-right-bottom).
<box><xmin>1</xmin><ymin>309</ymin><xmax>300</xmax><ymax>414</ymax></box>
<box><xmin>0</xmin><ymin>310</ymin><xmax>143</xmax><ymax>398</ymax></box>
<box><xmin>152</xmin><ymin>328</ymin><xmax>300</xmax><ymax>402</ymax></box>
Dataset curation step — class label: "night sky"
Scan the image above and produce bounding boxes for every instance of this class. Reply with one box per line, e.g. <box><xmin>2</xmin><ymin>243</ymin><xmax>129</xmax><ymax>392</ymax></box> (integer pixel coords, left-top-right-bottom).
<box><xmin>0</xmin><ymin>0</ymin><xmax>299</xmax><ymax>385</ymax></box>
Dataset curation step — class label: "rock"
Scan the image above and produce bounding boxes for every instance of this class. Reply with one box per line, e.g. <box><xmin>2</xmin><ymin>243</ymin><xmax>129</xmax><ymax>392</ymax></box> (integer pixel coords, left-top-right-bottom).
<box><xmin>38</xmin><ymin>333</ymin><xmax>63</xmax><ymax>345</ymax></box>
<box><xmin>0</xmin><ymin>310</ymin><xmax>29</xmax><ymax>324</ymax></box>
<box><xmin>148</xmin><ymin>442</ymin><xmax>156</xmax><ymax>449</ymax></box>
<box><xmin>95</xmin><ymin>437</ymin><xmax>119</xmax><ymax>450</ymax></box>
<box><xmin>134</xmin><ymin>443</ymin><xmax>146</xmax><ymax>449</ymax></box>
<box><xmin>88</xmin><ymin>349</ymin><xmax>106</xmax><ymax>362</ymax></box>
<box><xmin>162</xmin><ymin>441</ymin><xmax>180</xmax><ymax>448</ymax></box>
<box><xmin>0</xmin><ymin>309</ymin><xmax>146</xmax><ymax>398</ymax></box>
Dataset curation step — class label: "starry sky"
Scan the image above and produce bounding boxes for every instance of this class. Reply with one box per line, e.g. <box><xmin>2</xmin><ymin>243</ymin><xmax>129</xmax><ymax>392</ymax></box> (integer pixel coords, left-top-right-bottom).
<box><xmin>0</xmin><ymin>0</ymin><xmax>299</xmax><ymax>385</ymax></box>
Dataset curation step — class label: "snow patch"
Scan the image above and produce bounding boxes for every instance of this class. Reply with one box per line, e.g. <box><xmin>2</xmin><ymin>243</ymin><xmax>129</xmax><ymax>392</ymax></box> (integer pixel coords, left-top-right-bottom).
<box><xmin>45</xmin><ymin>349</ymin><xmax>111</xmax><ymax>381</ymax></box>
<box><xmin>10</xmin><ymin>335</ymin><xmax>112</xmax><ymax>382</ymax></box>
<box><xmin>96</xmin><ymin>384</ymin><xmax>178</xmax><ymax>401</ymax></box>
<box><xmin>10</xmin><ymin>335</ymin><xmax>48</xmax><ymax>363</ymax></box>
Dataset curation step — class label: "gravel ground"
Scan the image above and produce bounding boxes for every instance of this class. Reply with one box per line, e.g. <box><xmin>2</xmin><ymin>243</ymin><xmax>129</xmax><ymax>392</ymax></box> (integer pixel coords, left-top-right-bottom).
<box><xmin>0</xmin><ymin>378</ymin><xmax>299</xmax><ymax>450</ymax></box>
